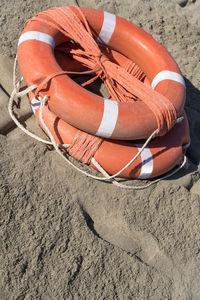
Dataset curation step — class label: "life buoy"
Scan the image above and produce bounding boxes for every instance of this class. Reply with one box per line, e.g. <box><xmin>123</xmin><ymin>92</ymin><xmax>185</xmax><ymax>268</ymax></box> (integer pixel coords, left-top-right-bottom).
<box><xmin>17</xmin><ymin>6</ymin><xmax>186</xmax><ymax>140</ymax></box>
<box><xmin>28</xmin><ymin>48</ymin><xmax>189</xmax><ymax>179</ymax></box>
<box><xmin>30</xmin><ymin>91</ymin><xmax>189</xmax><ymax>179</ymax></box>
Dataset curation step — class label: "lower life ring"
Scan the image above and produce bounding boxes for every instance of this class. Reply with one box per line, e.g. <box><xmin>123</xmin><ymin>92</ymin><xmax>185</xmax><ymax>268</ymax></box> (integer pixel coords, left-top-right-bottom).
<box><xmin>28</xmin><ymin>48</ymin><xmax>189</xmax><ymax>179</ymax></box>
<box><xmin>18</xmin><ymin>6</ymin><xmax>186</xmax><ymax>140</ymax></box>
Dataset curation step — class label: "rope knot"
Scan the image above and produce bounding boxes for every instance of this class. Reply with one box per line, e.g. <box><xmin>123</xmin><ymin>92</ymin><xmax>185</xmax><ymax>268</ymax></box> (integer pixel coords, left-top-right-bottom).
<box><xmin>94</xmin><ymin>53</ymin><xmax>110</xmax><ymax>77</ymax></box>
<box><xmin>97</xmin><ymin>53</ymin><xmax>109</xmax><ymax>67</ymax></box>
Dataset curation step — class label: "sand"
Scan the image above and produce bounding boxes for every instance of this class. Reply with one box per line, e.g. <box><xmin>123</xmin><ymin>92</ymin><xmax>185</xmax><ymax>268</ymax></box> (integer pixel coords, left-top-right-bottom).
<box><xmin>0</xmin><ymin>0</ymin><xmax>200</xmax><ymax>299</ymax></box>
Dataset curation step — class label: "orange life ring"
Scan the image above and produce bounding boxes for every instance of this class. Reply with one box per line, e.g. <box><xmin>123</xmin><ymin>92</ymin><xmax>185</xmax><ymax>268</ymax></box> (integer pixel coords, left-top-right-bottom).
<box><xmin>28</xmin><ymin>47</ymin><xmax>189</xmax><ymax>179</ymax></box>
<box><xmin>30</xmin><ymin>92</ymin><xmax>189</xmax><ymax>179</ymax></box>
<box><xmin>17</xmin><ymin>7</ymin><xmax>186</xmax><ymax>140</ymax></box>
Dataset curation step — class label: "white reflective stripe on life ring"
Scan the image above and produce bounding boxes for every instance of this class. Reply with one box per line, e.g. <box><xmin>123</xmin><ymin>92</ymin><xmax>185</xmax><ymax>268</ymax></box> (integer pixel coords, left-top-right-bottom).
<box><xmin>137</xmin><ymin>146</ymin><xmax>153</xmax><ymax>179</ymax></box>
<box><xmin>95</xmin><ymin>99</ymin><xmax>118</xmax><ymax>138</ymax></box>
<box><xmin>97</xmin><ymin>11</ymin><xmax>116</xmax><ymax>45</ymax></box>
<box><xmin>18</xmin><ymin>31</ymin><xmax>55</xmax><ymax>48</ymax></box>
<box><xmin>151</xmin><ymin>70</ymin><xmax>185</xmax><ymax>89</ymax></box>
<box><xmin>31</xmin><ymin>97</ymin><xmax>41</xmax><ymax>114</ymax></box>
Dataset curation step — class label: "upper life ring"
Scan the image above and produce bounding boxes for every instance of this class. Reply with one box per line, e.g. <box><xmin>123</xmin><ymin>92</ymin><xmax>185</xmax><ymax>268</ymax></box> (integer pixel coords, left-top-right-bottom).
<box><xmin>17</xmin><ymin>7</ymin><xmax>186</xmax><ymax>140</ymax></box>
<box><xmin>28</xmin><ymin>46</ymin><xmax>189</xmax><ymax>179</ymax></box>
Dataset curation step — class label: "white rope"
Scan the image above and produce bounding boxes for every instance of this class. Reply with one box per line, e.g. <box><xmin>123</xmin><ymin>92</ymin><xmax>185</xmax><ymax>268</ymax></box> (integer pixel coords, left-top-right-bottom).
<box><xmin>8</xmin><ymin>56</ymin><xmax>188</xmax><ymax>189</ymax></box>
<box><xmin>92</xmin><ymin>129</ymin><xmax>158</xmax><ymax>179</ymax></box>
<box><xmin>183</xmin><ymin>139</ymin><xmax>191</xmax><ymax>149</ymax></box>
<box><xmin>8</xmin><ymin>57</ymin><xmax>69</xmax><ymax>148</ymax></box>
<box><xmin>8</xmin><ymin>86</ymin><xmax>70</xmax><ymax>147</ymax></box>
<box><xmin>92</xmin><ymin>155</ymin><xmax>187</xmax><ymax>189</ymax></box>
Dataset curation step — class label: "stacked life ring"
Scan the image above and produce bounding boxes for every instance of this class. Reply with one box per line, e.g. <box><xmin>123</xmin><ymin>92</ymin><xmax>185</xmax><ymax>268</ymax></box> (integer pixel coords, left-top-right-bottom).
<box><xmin>17</xmin><ymin>6</ymin><xmax>190</xmax><ymax>180</ymax></box>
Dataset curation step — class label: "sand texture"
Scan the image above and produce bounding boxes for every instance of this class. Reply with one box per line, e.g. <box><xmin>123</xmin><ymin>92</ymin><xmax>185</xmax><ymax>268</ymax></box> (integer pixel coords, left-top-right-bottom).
<box><xmin>0</xmin><ymin>0</ymin><xmax>200</xmax><ymax>299</ymax></box>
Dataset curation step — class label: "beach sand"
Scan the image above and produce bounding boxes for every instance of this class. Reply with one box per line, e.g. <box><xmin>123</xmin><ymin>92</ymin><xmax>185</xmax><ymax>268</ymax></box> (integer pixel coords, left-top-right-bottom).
<box><xmin>0</xmin><ymin>0</ymin><xmax>200</xmax><ymax>299</ymax></box>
